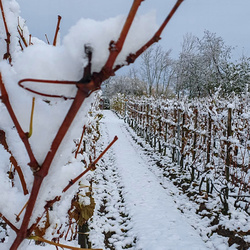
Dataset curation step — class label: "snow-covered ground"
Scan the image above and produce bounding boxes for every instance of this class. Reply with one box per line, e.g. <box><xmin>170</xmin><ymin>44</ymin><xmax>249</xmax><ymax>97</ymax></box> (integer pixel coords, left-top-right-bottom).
<box><xmin>89</xmin><ymin>110</ymin><xmax>220</xmax><ymax>250</ymax></box>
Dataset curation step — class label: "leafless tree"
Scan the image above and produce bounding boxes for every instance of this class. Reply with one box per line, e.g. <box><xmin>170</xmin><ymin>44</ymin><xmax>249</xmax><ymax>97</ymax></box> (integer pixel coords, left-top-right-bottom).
<box><xmin>102</xmin><ymin>74</ymin><xmax>146</xmax><ymax>97</ymax></box>
<box><xmin>139</xmin><ymin>44</ymin><xmax>173</xmax><ymax>96</ymax></box>
<box><xmin>173</xmin><ymin>31</ymin><xmax>233</xmax><ymax>98</ymax></box>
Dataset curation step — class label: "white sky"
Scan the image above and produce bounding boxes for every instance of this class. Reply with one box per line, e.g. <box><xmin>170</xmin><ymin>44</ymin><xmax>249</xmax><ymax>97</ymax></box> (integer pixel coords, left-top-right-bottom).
<box><xmin>16</xmin><ymin>0</ymin><xmax>250</xmax><ymax>60</ymax></box>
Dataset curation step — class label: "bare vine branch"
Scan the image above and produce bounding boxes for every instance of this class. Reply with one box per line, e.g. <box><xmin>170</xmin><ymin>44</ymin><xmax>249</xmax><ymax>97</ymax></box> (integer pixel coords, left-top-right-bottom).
<box><xmin>0</xmin><ymin>74</ymin><xmax>40</xmax><ymax>173</ymax></box>
<box><xmin>0</xmin><ymin>213</ymin><xmax>18</xmax><ymax>233</ymax></box>
<box><xmin>101</xmin><ymin>0</ymin><xmax>143</xmax><ymax>75</ymax></box>
<box><xmin>0</xmin><ymin>0</ymin><xmax>11</xmax><ymax>63</ymax></box>
<box><xmin>0</xmin><ymin>130</ymin><xmax>29</xmax><ymax>195</ymax></box>
<box><xmin>17</xmin><ymin>24</ymin><xmax>28</xmax><ymax>48</ymax></box>
<box><xmin>29</xmin><ymin>235</ymin><xmax>102</xmax><ymax>250</ymax></box>
<box><xmin>114</xmin><ymin>0</ymin><xmax>184</xmax><ymax>71</ymax></box>
<box><xmin>45</xmin><ymin>34</ymin><xmax>50</xmax><ymax>44</ymax></box>
<box><xmin>75</xmin><ymin>125</ymin><xmax>86</xmax><ymax>159</ymax></box>
<box><xmin>18</xmin><ymin>78</ymin><xmax>76</xmax><ymax>100</ymax></box>
<box><xmin>29</xmin><ymin>34</ymin><xmax>33</xmax><ymax>45</ymax></box>
<box><xmin>53</xmin><ymin>15</ymin><xmax>62</xmax><ymax>46</ymax></box>
<box><xmin>63</xmin><ymin>136</ymin><xmax>118</xmax><ymax>193</ymax></box>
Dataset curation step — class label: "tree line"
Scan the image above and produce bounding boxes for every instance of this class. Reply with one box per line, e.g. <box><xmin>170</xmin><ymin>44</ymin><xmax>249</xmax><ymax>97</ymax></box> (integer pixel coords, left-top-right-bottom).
<box><xmin>103</xmin><ymin>30</ymin><xmax>250</xmax><ymax>98</ymax></box>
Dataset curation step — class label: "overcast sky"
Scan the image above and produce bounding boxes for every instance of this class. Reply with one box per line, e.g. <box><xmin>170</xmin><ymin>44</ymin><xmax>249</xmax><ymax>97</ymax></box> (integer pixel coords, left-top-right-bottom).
<box><xmin>16</xmin><ymin>0</ymin><xmax>250</xmax><ymax>61</ymax></box>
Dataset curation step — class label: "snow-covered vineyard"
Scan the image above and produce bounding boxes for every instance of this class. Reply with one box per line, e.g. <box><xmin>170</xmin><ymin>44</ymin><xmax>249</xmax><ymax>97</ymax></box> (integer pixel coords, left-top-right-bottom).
<box><xmin>113</xmin><ymin>94</ymin><xmax>250</xmax><ymax>201</ymax></box>
<box><xmin>0</xmin><ymin>0</ymin><xmax>249</xmax><ymax>249</ymax></box>
<box><xmin>89</xmin><ymin>110</ymin><xmax>212</xmax><ymax>250</ymax></box>
<box><xmin>110</xmin><ymin>94</ymin><xmax>250</xmax><ymax>249</ymax></box>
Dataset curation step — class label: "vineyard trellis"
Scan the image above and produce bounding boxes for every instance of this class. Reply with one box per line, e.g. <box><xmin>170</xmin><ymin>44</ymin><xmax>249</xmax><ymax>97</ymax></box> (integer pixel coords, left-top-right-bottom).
<box><xmin>112</xmin><ymin>94</ymin><xmax>250</xmax><ymax>215</ymax></box>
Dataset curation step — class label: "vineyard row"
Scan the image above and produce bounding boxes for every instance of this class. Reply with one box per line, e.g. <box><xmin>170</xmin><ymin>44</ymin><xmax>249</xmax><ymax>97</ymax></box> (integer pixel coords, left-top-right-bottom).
<box><xmin>111</xmin><ymin>94</ymin><xmax>250</xmax><ymax>214</ymax></box>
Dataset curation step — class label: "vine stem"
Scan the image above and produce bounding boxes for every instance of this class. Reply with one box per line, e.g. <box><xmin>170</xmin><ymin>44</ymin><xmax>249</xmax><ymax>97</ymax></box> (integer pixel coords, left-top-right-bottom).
<box><xmin>0</xmin><ymin>0</ymin><xmax>11</xmax><ymax>63</ymax></box>
<box><xmin>53</xmin><ymin>15</ymin><xmax>62</xmax><ymax>46</ymax></box>
<box><xmin>114</xmin><ymin>0</ymin><xmax>184</xmax><ymax>71</ymax></box>
<box><xmin>0</xmin><ymin>129</ymin><xmax>28</xmax><ymax>195</ymax></box>
<box><xmin>10</xmin><ymin>84</ymin><xmax>90</xmax><ymax>250</ymax></box>
<box><xmin>17</xmin><ymin>23</ymin><xmax>28</xmax><ymax>48</ymax></box>
<box><xmin>75</xmin><ymin>125</ymin><xmax>86</xmax><ymax>159</ymax></box>
<box><xmin>28</xmin><ymin>97</ymin><xmax>35</xmax><ymax>138</ymax></box>
<box><xmin>0</xmin><ymin>213</ymin><xmax>18</xmax><ymax>233</ymax></box>
<box><xmin>101</xmin><ymin>0</ymin><xmax>144</xmax><ymax>73</ymax></box>
<box><xmin>29</xmin><ymin>235</ymin><xmax>102</xmax><ymax>250</ymax></box>
<box><xmin>63</xmin><ymin>136</ymin><xmax>118</xmax><ymax>193</ymax></box>
<box><xmin>0</xmin><ymin>74</ymin><xmax>40</xmax><ymax>172</ymax></box>
<box><xmin>26</xmin><ymin>136</ymin><xmax>118</xmax><ymax>236</ymax></box>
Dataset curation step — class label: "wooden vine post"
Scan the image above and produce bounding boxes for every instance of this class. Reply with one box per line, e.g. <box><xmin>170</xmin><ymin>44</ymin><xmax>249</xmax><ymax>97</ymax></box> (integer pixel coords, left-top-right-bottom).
<box><xmin>226</xmin><ymin>107</ymin><xmax>232</xmax><ymax>181</ymax></box>
<box><xmin>172</xmin><ymin>105</ymin><xmax>177</xmax><ymax>162</ymax></box>
<box><xmin>146</xmin><ymin>103</ymin><xmax>150</xmax><ymax>142</ymax></box>
<box><xmin>192</xmin><ymin>108</ymin><xmax>198</xmax><ymax>162</ymax></box>
<box><xmin>180</xmin><ymin>111</ymin><xmax>186</xmax><ymax>169</ymax></box>
<box><xmin>158</xmin><ymin>105</ymin><xmax>162</xmax><ymax>153</ymax></box>
<box><xmin>177</xmin><ymin>107</ymin><xmax>181</xmax><ymax>165</ymax></box>
<box><xmin>190</xmin><ymin>108</ymin><xmax>198</xmax><ymax>181</ymax></box>
<box><xmin>206</xmin><ymin>107</ymin><xmax>212</xmax><ymax>166</ymax></box>
<box><xmin>0</xmin><ymin>0</ymin><xmax>184</xmax><ymax>249</ymax></box>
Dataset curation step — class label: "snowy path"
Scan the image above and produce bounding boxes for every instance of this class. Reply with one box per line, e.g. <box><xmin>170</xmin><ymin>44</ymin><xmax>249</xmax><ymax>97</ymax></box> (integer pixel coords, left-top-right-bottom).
<box><xmin>90</xmin><ymin>110</ymin><xmax>209</xmax><ymax>250</ymax></box>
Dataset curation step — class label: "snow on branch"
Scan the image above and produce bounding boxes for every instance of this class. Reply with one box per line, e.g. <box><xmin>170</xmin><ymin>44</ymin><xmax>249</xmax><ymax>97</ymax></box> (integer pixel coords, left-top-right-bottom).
<box><xmin>0</xmin><ymin>0</ymin><xmax>184</xmax><ymax>249</ymax></box>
